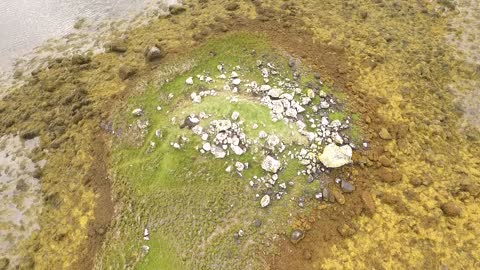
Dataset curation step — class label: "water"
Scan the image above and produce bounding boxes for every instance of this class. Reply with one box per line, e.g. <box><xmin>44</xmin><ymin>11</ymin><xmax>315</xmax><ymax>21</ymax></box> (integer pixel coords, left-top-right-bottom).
<box><xmin>0</xmin><ymin>0</ymin><xmax>164</xmax><ymax>71</ymax></box>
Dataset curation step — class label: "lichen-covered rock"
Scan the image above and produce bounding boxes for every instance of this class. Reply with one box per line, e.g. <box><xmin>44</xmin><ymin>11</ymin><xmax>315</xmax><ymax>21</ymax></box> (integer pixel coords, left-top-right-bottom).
<box><xmin>318</xmin><ymin>143</ymin><xmax>352</xmax><ymax>168</ymax></box>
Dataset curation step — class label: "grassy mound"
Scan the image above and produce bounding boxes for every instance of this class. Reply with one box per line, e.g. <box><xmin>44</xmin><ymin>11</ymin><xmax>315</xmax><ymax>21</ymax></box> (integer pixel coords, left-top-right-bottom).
<box><xmin>99</xmin><ymin>33</ymin><xmax>360</xmax><ymax>269</ymax></box>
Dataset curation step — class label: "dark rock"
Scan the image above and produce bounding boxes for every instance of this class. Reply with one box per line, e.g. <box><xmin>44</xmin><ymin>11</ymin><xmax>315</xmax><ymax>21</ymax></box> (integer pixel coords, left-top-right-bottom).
<box><xmin>16</xmin><ymin>179</ymin><xmax>29</xmax><ymax>192</ymax></box>
<box><xmin>118</xmin><ymin>65</ymin><xmax>137</xmax><ymax>80</ymax></box>
<box><xmin>225</xmin><ymin>3</ymin><xmax>239</xmax><ymax>11</ymax></box>
<box><xmin>341</xmin><ymin>180</ymin><xmax>355</xmax><ymax>193</ymax></box>
<box><xmin>440</xmin><ymin>202</ymin><xmax>462</xmax><ymax>217</ymax></box>
<box><xmin>144</xmin><ymin>46</ymin><xmax>164</xmax><ymax>62</ymax></box>
<box><xmin>105</xmin><ymin>41</ymin><xmax>128</xmax><ymax>53</ymax></box>
<box><xmin>288</xmin><ymin>58</ymin><xmax>295</xmax><ymax>68</ymax></box>
<box><xmin>0</xmin><ymin>258</ymin><xmax>9</xmax><ymax>270</ymax></box>
<box><xmin>378</xmin><ymin>155</ymin><xmax>393</xmax><ymax>167</ymax></box>
<box><xmin>169</xmin><ymin>4</ymin><xmax>186</xmax><ymax>15</ymax></box>
<box><xmin>337</xmin><ymin>223</ymin><xmax>356</xmax><ymax>237</ymax></box>
<box><xmin>361</xmin><ymin>191</ymin><xmax>376</xmax><ymax>216</ymax></box>
<box><xmin>71</xmin><ymin>54</ymin><xmax>91</xmax><ymax>65</ymax></box>
<box><xmin>254</xmin><ymin>219</ymin><xmax>262</xmax><ymax>227</ymax></box>
<box><xmin>314</xmin><ymin>73</ymin><xmax>321</xmax><ymax>79</ymax></box>
<box><xmin>290</xmin><ymin>229</ymin><xmax>304</xmax><ymax>244</ymax></box>
<box><xmin>180</xmin><ymin>116</ymin><xmax>200</xmax><ymax>129</ymax></box>
<box><xmin>20</xmin><ymin>129</ymin><xmax>39</xmax><ymax>140</ymax></box>
<box><xmin>13</xmin><ymin>70</ymin><xmax>23</xmax><ymax>79</ymax></box>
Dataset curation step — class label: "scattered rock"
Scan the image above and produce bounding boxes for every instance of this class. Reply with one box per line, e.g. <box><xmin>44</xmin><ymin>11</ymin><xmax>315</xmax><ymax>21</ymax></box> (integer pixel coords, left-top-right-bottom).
<box><xmin>225</xmin><ymin>3</ymin><xmax>239</xmax><ymax>11</ymax></box>
<box><xmin>379</xmin><ymin>128</ymin><xmax>392</xmax><ymax>140</ymax></box>
<box><xmin>337</xmin><ymin>223</ymin><xmax>356</xmax><ymax>237</ymax></box>
<box><xmin>118</xmin><ymin>65</ymin><xmax>137</xmax><ymax>80</ymax></box>
<box><xmin>318</xmin><ymin>143</ymin><xmax>352</xmax><ymax>168</ymax></box>
<box><xmin>361</xmin><ymin>191</ymin><xmax>376</xmax><ymax>216</ymax></box>
<box><xmin>261</xmin><ymin>156</ymin><xmax>281</xmax><ymax>173</ymax></box>
<box><xmin>105</xmin><ymin>41</ymin><xmax>127</xmax><ymax>53</ymax></box>
<box><xmin>202</xmin><ymin>142</ymin><xmax>211</xmax><ymax>152</ymax></box>
<box><xmin>169</xmin><ymin>4</ymin><xmax>186</xmax><ymax>15</ymax></box>
<box><xmin>211</xmin><ymin>146</ymin><xmax>226</xmax><ymax>159</ymax></box>
<box><xmin>290</xmin><ymin>229</ymin><xmax>305</xmax><ymax>244</ymax></box>
<box><xmin>144</xmin><ymin>46</ymin><xmax>164</xmax><ymax>61</ymax></box>
<box><xmin>131</xmin><ymin>108</ymin><xmax>143</xmax><ymax>117</ymax></box>
<box><xmin>231</xmin><ymin>111</ymin><xmax>240</xmax><ymax>120</ymax></box>
<box><xmin>260</xmin><ymin>194</ymin><xmax>271</xmax><ymax>207</ymax></box>
<box><xmin>180</xmin><ymin>115</ymin><xmax>200</xmax><ymax>129</ymax></box>
<box><xmin>331</xmin><ymin>188</ymin><xmax>345</xmax><ymax>204</ymax></box>
<box><xmin>186</xmin><ymin>77</ymin><xmax>194</xmax><ymax>85</ymax></box>
<box><xmin>341</xmin><ymin>180</ymin><xmax>355</xmax><ymax>193</ymax></box>
<box><xmin>71</xmin><ymin>54</ymin><xmax>91</xmax><ymax>65</ymax></box>
<box><xmin>440</xmin><ymin>202</ymin><xmax>462</xmax><ymax>217</ymax></box>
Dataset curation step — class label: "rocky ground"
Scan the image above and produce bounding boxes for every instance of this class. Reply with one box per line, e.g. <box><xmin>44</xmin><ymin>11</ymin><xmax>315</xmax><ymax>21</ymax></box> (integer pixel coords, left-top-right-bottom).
<box><xmin>0</xmin><ymin>0</ymin><xmax>479</xmax><ymax>270</ymax></box>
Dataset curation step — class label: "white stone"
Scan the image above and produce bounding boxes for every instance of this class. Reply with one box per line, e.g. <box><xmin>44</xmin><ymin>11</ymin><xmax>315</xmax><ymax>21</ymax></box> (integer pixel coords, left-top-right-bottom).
<box><xmin>266</xmin><ymin>134</ymin><xmax>280</xmax><ymax>148</ymax></box>
<box><xmin>156</xmin><ymin>106</ymin><xmax>162</xmax><ymax>111</ymax></box>
<box><xmin>285</xmin><ymin>108</ymin><xmax>297</xmax><ymax>118</ymax></box>
<box><xmin>261</xmin><ymin>156</ymin><xmax>281</xmax><ymax>173</ymax></box>
<box><xmin>235</xmin><ymin>161</ymin><xmax>245</xmax><ymax>172</ymax></box>
<box><xmin>232</xmin><ymin>78</ymin><xmax>241</xmax><ymax>85</ymax></box>
<box><xmin>230</xmin><ymin>145</ymin><xmax>244</xmax><ymax>156</ymax></box>
<box><xmin>260</xmin><ymin>195</ymin><xmax>271</xmax><ymax>208</ymax></box>
<box><xmin>215</xmin><ymin>120</ymin><xmax>232</xmax><ymax>131</ymax></box>
<box><xmin>231</xmin><ymin>111</ymin><xmax>240</xmax><ymax>121</ymax></box>
<box><xmin>186</xmin><ymin>77</ymin><xmax>194</xmax><ymax>85</ymax></box>
<box><xmin>260</xmin><ymin>85</ymin><xmax>272</xmax><ymax>91</ymax></box>
<box><xmin>132</xmin><ymin>108</ymin><xmax>143</xmax><ymax>116</ymax></box>
<box><xmin>318</xmin><ymin>143</ymin><xmax>353</xmax><ymax>168</ymax></box>
<box><xmin>231</xmin><ymin>71</ymin><xmax>239</xmax><ymax>78</ymax></box>
<box><xmin>268</xmin><ymin>88</ymin><xmax>283</xmax><ymax>98</ymax></box>
<box><xmin>211</xmin><ymin>146</ymin><xmax>226</xmax><ymax>159</ymax></box>
<box><xmin>320</xmin><ymin>101</ymin><xmax>330</xmax><ymax>109</ymax></box>
<box><xmin>259</xmin><ymin>131</ymin><xmax>268</xmax><ymax>139</ymax></box>
<box><xmin>203</xmin><ymin>142</ymin><xmax>211</xmax><ymax>152</ymax></box>
<box><xmin>192</xmin><ymin>125</ymin><xmax>203</xmax><ymax>135</ymax></box>
<box><xmin>155</xmin><ymin>130</ymin><xmax>162</xmax><ymax>138</ymax></box>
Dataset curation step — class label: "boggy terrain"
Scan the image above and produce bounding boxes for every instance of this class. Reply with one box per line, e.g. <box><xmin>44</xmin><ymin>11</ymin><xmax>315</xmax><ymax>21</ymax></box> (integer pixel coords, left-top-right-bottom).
<box><xmin>0</xmin><ymin>0</ymin><xmax>479</xmax><ymax>270</ymax></box>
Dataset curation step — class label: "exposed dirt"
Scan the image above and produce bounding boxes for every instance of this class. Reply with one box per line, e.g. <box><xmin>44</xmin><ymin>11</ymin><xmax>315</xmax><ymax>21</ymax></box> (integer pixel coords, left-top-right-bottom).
<box><xmin>71</xmin><ymin>132</ymin><xmax>113</xmax><ymax>270</ymax></box>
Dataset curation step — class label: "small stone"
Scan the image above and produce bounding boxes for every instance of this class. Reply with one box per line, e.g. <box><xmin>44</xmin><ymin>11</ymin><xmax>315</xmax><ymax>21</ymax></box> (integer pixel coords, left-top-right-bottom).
<box><xmin>361</xmin><ymin>191</ymin><xmax>376</xmax><ymax>216</ymax></box>
<box><xmin>172</xmin><ymin>143</ymin><xmax>181</xmax><ymax>149</ymax></box>
<box><xmin>231</xmin><ymin>111</ymin><xmax>240</xmax><ymax>120</ymax></box>
<box><xmin>119</xmin><ymin>65</ymin><xmax>137</xmax><ymax>80</ymax></box>
<box><xmin>261</xmin><ymin>156</ymin><xmax>281</xmax><ymax>173</ymax></box>
<box><xmin>341</xmin><ymin>180</ymin><xmax>355</xmax><ymax>193</ymax></box>
<box><xmin>260</xmin><ymin>85</ymin><xmax>272</xmax><ymax>91</ymax></box>
<box><xmin>232</xmin><ymin>78</ymin><xmax>241</xmax><ymax>85</ymax></box>
<box><xmin>235</xmin><ymin>161</ymin><xmax>245</xmax><ymax>172</ymax></box>
<box><xmin>225</xmin><ymin>3</ymin><xmax>239</xmax><ymax>11</ymax></box>
<box><xmin>230</xmin><ymin>145</ymin><xmax>244</xmax><ymax>156</ymax></box>
<box><xmin>440</xmin><ymin>202</ymin><xmax>462</xmax><ymax>217</ymax></box>
<box><xmin>320</xmin><ymin>101</ymin><xmax>330</xmax><ymax>109</ymax></box>
<box><xmin>290</xmin><ymin>229</ymin><xmax>305</xmax><ymax>244</ymax></box>
<box><xmin>186</xmin><ymin>77</ymin><xmax>194</xmax><ymax>85</ymax></box>
<box><xmin>203</xmin><ymin>143</ymin><xmax>211</xmax><ymax>152</ymax></box>
<box><xmin>215</xmin><ymin>120</ymin><xmax>232</xmax><ymax>131</ymax></box>
<box><xmin>155</xmin><ymin>130</ymin><xmax>162</xmax><ymax>138</ymax></box>
<box><xmin>260</xmin><ymin>195</ymin><xmax>271</xmax><ymax>207</ymax></box>
<box><xmin>231</xmin><ymin>71</ymin><xmax>239</xmax><ymax>78</ymax></box>
<box><xmin>144</xmin><ymin>46</ymin><xmax>163</xmax><ymax>61</ymax></box>
<box><xmin>169</xmin><ymin>4</ymin><xmax>186</xmax><ymax>15</ymax></box>
<box><xmin>254</xmin><ymin>219</ymin><xmax>262</xmax><ymax>227</ymax></box>
<box><xmin>132</xmin><ymin>108</ymin><xmax>143</xmax><ymax>116</ymax></box>
<box><xmin>337</xmin><ymin>223</ymin><xmax>356</xmax><ymax>237</ymax></box>
<box><xmin>211</xmin><ymin>146</ymin><xmax>226</xmax><ymax>158</ymax></box>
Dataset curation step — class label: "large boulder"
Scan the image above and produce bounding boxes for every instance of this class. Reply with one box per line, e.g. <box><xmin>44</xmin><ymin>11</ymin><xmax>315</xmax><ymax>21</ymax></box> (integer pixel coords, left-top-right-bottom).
<box><xmin>318</xmin><ymin>143</ymin><xmax>352</xmax><ymax>168</ymax></box>
<box><xmin>261</xmin><ymin>156</ymin><xmax>280</xmax><ymax>173</ymax></box>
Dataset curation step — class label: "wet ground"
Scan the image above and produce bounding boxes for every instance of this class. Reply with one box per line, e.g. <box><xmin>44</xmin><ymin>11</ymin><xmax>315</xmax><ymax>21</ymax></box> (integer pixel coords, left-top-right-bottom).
<box><xmin>0</xmin><ymin>0</ymin><xmax>479</xmax><ymax>269</ymax></box>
